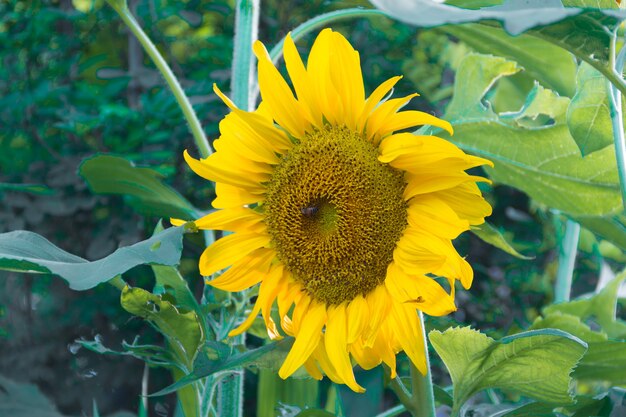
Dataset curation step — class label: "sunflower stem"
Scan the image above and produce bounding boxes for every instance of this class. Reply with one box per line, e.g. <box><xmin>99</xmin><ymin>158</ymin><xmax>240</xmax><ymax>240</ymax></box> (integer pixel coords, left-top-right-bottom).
<box><xmin>105</xmin><ymin>0</ymin><xmax>212</xmax><ymax>159</ymax></box>
<box><xmin>231</xmin><ymin>0</ymin><xmax>260</xmax><ymax>111</ymax></box>
<box><xmin>267</xmin><ymin>8</ymin><xmax>388</xmax><ymax>63</ymax></box>
<box><xmin>408</xmin><ymin>312</ymin><xmax>436</xmax><ymax>417</ymax></box>
<box><xmin>554</xmin><ymin>218</ymin><xmax>580</xmax><ymax>303</ymax></box>
<box><xmin>216</xmin><ymin>1</ymin><xmax>260</xmax><ymax>416</ymax></box>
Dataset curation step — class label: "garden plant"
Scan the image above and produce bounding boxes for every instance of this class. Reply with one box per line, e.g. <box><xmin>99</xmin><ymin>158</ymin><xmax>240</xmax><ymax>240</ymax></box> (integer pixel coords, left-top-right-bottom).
<box><xmin>1</xmin><ymin>0</ymin><xmax>626</xmax><ymax>416</ymax></box>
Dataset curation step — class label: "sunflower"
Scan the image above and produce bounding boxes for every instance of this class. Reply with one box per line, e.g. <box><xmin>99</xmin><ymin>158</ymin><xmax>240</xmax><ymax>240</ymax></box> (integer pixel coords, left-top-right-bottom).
<box><xmin>174</xmin><ymin>29</ymin><xmax>492</xmax><ymax>392</ymax></box>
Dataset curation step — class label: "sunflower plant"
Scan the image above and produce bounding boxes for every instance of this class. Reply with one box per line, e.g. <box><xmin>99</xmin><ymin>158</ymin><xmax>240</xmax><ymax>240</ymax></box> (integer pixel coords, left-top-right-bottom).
<box><xmin>1</xmin><ymin>0</ymin><xmax>626</xmax><ymax>416</ymax></box>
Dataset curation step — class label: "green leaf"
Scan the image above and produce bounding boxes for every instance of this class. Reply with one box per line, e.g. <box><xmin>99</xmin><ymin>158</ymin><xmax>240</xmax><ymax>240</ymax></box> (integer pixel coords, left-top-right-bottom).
<box><xmin>439</xmin><ymin>23</ymin><xmax>576</xmax><ymax>97</ymax></box>
<box><xmin>442</xmin><ymin>54</ymin><xmax>621</xmax><ymax>217</ymax></box>
<box><xmin>529</xmin><ymin>312</ymin><xmax>608</xmax><ymax>343</ymax></box>
<box><xmin>0</xmin><ymin>374</ymin><xmax>65</xmax><ymax>417</ymax></box>
<box><xmin>0</xmin><ymin>226</ymin><xmax>187</xmax><ymax>291</ymax></box>
<box><xmin>574</xmin><ymin>340</ymin><xmax>626</xmax><ymax>384</ymax></box>
<box><xmin>0</xmin><ymin>182</ymin><xmax>54</xmax><ymax>195</ymax></box>
<box><xmin>152</xmin><ymin>264</ymin><xmax>200</xmax><ymax>314</ymax></box>
<box><xmin>429</xmin><ymin>327</ymin><xmax>587</xmax><ymax>415</ymax></box>
<box><xmin>295</xmin><ymin>410</ymin><xmax>336</xmax><ymax>417</ymax></box>
<box><xmin>121</xmin><ymin>286</ymin><xmax>204</xmax><ymax>369</ymax></box>
<box><xmin>544</xmin><ymin>270</ymin><xmax>626</xmax><ymax>338</ymax></box>
<box><xmin>573</xmin><ymin>213</ymin><xmax>626</xmax><ymax>251</ymax></box>
<box><xmin>470</xmin><ymin>223</ymin><xmax>533</xmax><ymax>259</ymax></box>
<box><xmin>567</xmin><ymin>62</ymin><xmax>617</xmax><ymax>155</ymax></box>
<box><xmin>79</xmin><ymin>154</ymin><xmax>195</xmax><ymax>220</ymax></box>
<box><xmin>151</xmin><ymin>338</ymin><xmax>294</xmax><ymax>397</ymax></box>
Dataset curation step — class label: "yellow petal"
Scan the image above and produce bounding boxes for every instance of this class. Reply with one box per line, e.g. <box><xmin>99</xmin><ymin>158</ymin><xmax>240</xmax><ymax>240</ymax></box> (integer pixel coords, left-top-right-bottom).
<box><xmin>325</xmin><ymin>304</ymin><xmax>365</xmax><ymax>393</ymax></box>
<box><xmin>279</xmin><ymin>302</ymin><xmax>327</xmax><ymax>379</ymax></box>
<box><xmin>389</xmin><ymin>302</ymin><xmax>427</xmax><ymax>375</ymax></box>
<box><xmin>212</xmin><ymin>182</ymin><xmax>262</xmax><ymax>209</ymax></box>
<box><xmin>304</xmin><ymin>357</ymin><xmax>323</xmax><ymax>380</ymax></box>
<box><xmin>283</xmin><ymin>33</ymin><xmax>323</xmax><ymax>128</ymax></box>
<box><xmin>199</xmin><ymin>232</ymin><xmax>270</xmax><ymax>276</ymax></box>
<box><xmin>365</xmin><ymin>94</ymin><xmax>418</xmax><ymax>142</ymax></box>
<box><xmin>312</xmin><ymin>340</ymin><xmax>343</xmax><ymax>384</ymax></box>
<box><xmin>363</xmin><ymin>285</ymin><xmax>391</xmax><ymax>347</ymax></box>
<box><xmin>306</xmin><ymin>28</ymin><xmax>342</xmax><ymax>125</ymax></box>
<box><xmin>327</xmin><ymin>30</ymin><xmax>365</xmax><ymax>130</ymax></box>
<box><xmin>407</xmin><ymin>196</ymin><xmax>470</xmax><ymax>239</ymax></box>
<box><xmin>193</xmin><ymin>207</ymin><xmax>264</xmax><ymax>232</ymax></box>
<box><xmin>229</xmin><ymin>298</ymin><xmax>261</xmax><ymax>336</ymax></box>
<box><xmin>350</xmin><ymin>340</ymin><xmax>382</xmax><ymax>371</ymax></box>
<box><xmin>376</xmin><ymin>110</ymin><xmax>453</xmax><ymax>138</ymax></box>
<box><xmin>253</xmin><ymin>41</ymin><xmax>309</xmax><ymax>138</ymax></box>
<box><xmin>208</xmin><ymin>247</ymin><xmax>275</xmax><ymax>291</ymax></box>
<box><xmin>403</xmin><ymin>172</ymin><xmax>490</xmax><ymax>200</ymax></box>
<box><xmin>346</xmin><ymin>295</ymin><xmax>368</xmax><ymax>345</ymax></box>
<box><xmin>259</xmin><ymin>265</ymin><xmax>286</xmax><ymax>340</ymax></box>
<box><xmin>385</xmin><ymin>262</ymin><xmax>456</xmax><ymax>316</ymax></box>
<box><xmin>433</xmin><ymin>182</ymin><xmax>493</xmax><ymax>225</ymax></box>
<box><xmin>184</xmin><ymin>150</ymin><xmax>267</xmax><ymax>193</ymax></box>
<box><xmin>357</xmin><ymin>75</ymin><xmax>402</xmax><ymax>132</ymax></box>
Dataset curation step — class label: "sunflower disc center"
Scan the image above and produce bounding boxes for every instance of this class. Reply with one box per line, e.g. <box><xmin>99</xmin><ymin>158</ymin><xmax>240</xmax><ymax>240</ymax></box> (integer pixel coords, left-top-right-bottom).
<box><xmin>264</xmin><ymin>126</ymin><xmax>408</xmax><ymax>305</ymax></box>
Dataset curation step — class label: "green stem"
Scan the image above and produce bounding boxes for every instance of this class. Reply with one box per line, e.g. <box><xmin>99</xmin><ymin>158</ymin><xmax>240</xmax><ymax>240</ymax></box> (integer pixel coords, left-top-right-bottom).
<box><xmin>231</xmin><ymin>0</ymin><xmax>260</xmax><ymax>111</ymax></box>
<box><xmin>387</xmin><ymin>312</ymin><xmax>436</xmax><ymax>417</ymax></box>
<box><xmin>608</xmin><ymin>30</ymin><xmax>626</xmax><ymax>210</ymax></box>
<box><xmin>108</xmin><ymin>275</ymin><xmax>127</xmax><ymax>291</ymax></box>
<box><xmin>409</xmin><ymin>312</ymin><xmax>436</xmax><ymax>417</ymax></box>
<box><xmin>554</xmin><ymin>219</ymin><xmax>581</xmax><ymax>303</ymax></box>
<box><xmin>106</xmin><ymin>0</ymin><xmax>211</xmax><ymax>159</ymax></box>
<box><xmin>268</xmin><ymin>8</ymin><xmax>388</xmax><ymax>63</ymax></box>
<box><xmin>374</xmin><ymin>404</ymin><xmax>408</xmax><ymax>417</ymax></box>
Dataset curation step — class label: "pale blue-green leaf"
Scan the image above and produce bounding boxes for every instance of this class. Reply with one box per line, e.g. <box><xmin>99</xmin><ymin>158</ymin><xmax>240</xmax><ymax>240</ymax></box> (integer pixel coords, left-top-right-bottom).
<box><xmin>442</xmin><ymin>54</ymin><xmax>621</xmax><ymax>217</ymax></box>
<box><xmin>439</xmin><ymin>24</ymin><xmax>576</xmax><ymax>97</ymax></box>
<box><xmin>0</xmin><ymin>226</ymin><xmax>186</xmax><ymax>290</ymax></box>
<box><xmin>470</xmin><ymin>223</ymin><xmax>533</xmax><ymax>259</ymax></box>
<box><xmin>544</xmin><ymin>270</ymin><xmax>626</xmax><ymax>338</ymax></box>
<box><xmin>371</xmin><ymin>0</ymin><xmax>625</xmax><ymax>35</ymax></box>
<box><xmin>429</xmin><ymin>327</ymin><xmax>587</xmax><ymax>415</ymax></box>
<box><xmin>79</xmin><ymin>154</ymin><xmax>195</xmax><ymax>220</ymax></box>
<box><xmin>567</xmin><ymin>62</ymin><xmax>618</xmax><ymax>155</ymax></box>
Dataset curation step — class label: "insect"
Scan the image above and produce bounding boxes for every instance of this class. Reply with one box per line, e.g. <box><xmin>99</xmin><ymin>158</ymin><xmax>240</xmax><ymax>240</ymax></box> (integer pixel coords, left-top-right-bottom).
<box><xmin>300</xmin><ymin>205</ymin><xmax>319</xmax><ymax>217</ymax></box>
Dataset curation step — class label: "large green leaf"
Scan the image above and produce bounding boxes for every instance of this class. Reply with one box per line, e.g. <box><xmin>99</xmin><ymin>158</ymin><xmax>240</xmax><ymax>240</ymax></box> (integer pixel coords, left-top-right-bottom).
<box><xmin>567</xmin><ymin>62</ymin><xmax>618</xmax><ymax>155</ymax></box>
<box><xmin>573</xmin><ymin>214</ymin><xmax>626</xmax><ymax>251</ymax></box>
<box><xmin>429</xmin><ymin>327</ymin><xmax>587</xmax><ymax>415</ymax></box>
<box><xmin>79</xmin><ymin>154</ymin><xmax>196</xmax><ymax>220</ymax></box>
<box><xmin>440</xmin><ymin>24</ymin><xmax>576</xmax><ymax>97</ymax></box>
<box><xmin>442</xmin><ymin>54</ymin><xmax>621</xmax><ymax>218</ymax></box>
<box><xmin>544</xmin><ymin>270</ymin><xmax>626</xmax><ymax>338</ymax></box>
<box><xmin>0</xmin><ymin>226</ymin><xmax>187</xmax><ymax>290</ymax></box>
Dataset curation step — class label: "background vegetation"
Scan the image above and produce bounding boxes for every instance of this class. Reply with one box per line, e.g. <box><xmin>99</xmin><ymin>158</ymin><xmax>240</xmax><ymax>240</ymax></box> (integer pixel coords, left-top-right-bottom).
<box><xmin>1</xmin><ymin>0</ymin><xmax>625</xmax><ymax>416</ymax></box>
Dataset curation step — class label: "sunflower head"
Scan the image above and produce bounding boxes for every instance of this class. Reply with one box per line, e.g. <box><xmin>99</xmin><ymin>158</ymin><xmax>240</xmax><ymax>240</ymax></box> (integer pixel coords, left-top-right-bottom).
<box><xmin>175</xmin><ymin>29</ymin><xmax>492</xmax><ymax>393</ymax></box>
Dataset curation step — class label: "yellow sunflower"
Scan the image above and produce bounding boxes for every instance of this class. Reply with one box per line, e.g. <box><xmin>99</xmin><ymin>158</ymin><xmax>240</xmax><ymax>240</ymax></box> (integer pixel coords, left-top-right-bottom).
<box><xmin>174</xmin><ymin>29</ymin><xmax>492</xmax><ymax>392</ymax></box>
